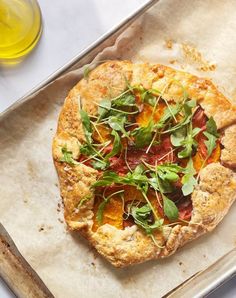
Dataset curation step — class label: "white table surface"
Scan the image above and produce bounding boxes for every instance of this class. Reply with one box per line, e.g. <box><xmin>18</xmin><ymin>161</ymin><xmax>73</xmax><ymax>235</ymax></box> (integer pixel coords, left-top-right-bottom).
<box><xmin>0</xmin><ymin>0</ymin><xmax>235</xmax><ymax>297</ymax></box>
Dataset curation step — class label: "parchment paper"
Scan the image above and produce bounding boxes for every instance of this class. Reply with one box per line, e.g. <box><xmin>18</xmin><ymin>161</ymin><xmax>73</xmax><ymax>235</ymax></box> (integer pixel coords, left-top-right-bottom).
<box><xmin>1</xmin><ymin>1</ymin><xmax>236</xmax><ymax>297</ymax></box>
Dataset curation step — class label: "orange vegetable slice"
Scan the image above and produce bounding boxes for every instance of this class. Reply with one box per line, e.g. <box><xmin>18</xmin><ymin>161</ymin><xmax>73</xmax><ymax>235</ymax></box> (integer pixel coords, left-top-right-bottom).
<box><xmin>193</xmin><ymin>142</ymin><xmax>221</xmax><ymax>172</ymax></box>
<box><xmin>136</xmin><ymin>102</ymin><xmax>166</xmax><ymax>127</ymax></box>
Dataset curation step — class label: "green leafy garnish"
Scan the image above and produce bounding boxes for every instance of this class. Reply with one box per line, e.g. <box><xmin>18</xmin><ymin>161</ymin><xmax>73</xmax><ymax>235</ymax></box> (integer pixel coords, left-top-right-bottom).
<box><xmin>83</xmin><ymin>66</ymin><xmax>91</xmax><ymax>79</ymax></box>
<box><xmin>143</xmin><ymin>162</ymin><xmax>183</xmax><ymax>194</ymax></box>
<box><xmin>124</xmin><ymin>164</ymin><xmax>149</xmax><ymax>188</ymax></box>
<box><xmin>77</xmin><ymin>82</ymin><xmax>218</xmax><ymax>235</ymax></box>
<box><xmin>130</xmin><ymin>204</ymin><xmax>163</xmax><ymax>235</ymax></box>
<box><xmin>144</xmin><ymin>93</ymin><xmax>156</xmax><ymax>107</ymax></box>
<box><xmin>112</xmin><ymin>93</ymin><xmax>136</xmax><ymax>107</ymax></box>
<box><xmin>156</xmin><ymin>163</ymin><xmax>183</xmax><ymax>182</ymax></box>
<box><xmin>97</xmin><ymin>200</ymin><xmax>108</xmax><ymax>225</ymax></box>
<box><xmin>132</xmin><ymin>85</ymin><xmax>159</xmax><ymax>107</ymax></box>
<box><xmin>132</xmin><ymin>121</ymin><xmax>154</xmax><ymax>148</ymax></box>
<box><xmin>105</xmin><ymin>130</ymin><xmax>122</xmax><ymax>159</ymax></box>
<box><xmin>93</xmin><ymin>171</ymin><xmax>121</xmax><ymax>187</ymax></box>
<box><xmin>170</xmin><ymin>126</ymin><xmax>186</xmax><ymax>146</ymax></box>
<box><xmin>204</xmin><ymin>132</ymin><xmax>218</xmax><ymax>156</ymax></box>
<box><xmin>178</xmin><ymin>126</ymin><xmax>201</xmax><ymax>158</ymax></box>
<box><xmin>155</xmin><ymin>104</ymin><xmax>181</xmax><ymax>130</ymax></box>
<box><xmin>171</xmin><ymin>121</ymin><xmax>200</xmax><ymax>159</ymax></box>
<box><xmin>91</xmin><ymin>159</ymin><xmax>109</xmax><ymax>170</ymax></box>
<box><xmin>96</xmin><ymin>190</ymin><xmax>124</xmax><ymax>225</ymax></box>
<box><xmin>163</xmin><ymin>196</ymin><xmax>179</xmax><ymax>221</ymax></box>
<box><xmin>80</xmin><ymin>109</ymin><xmax>92</xmax><ymax>143</ymax></box>
<box><xmin>163</xmin><ymin>99</ymin><xmax>196</xmax><ymax>134</ymax></box>
<box><xmin>79</xmin><ymin>143</ymin><xmax>95</xmax><ymax>156</ymax></box>
<box><xmin>60</xmin><ymin>147</ymin><xmax>79</xmax><ymax>165</ymax></box>
<box><xmin>144</xmin><ymin>162</ymin><xmax>180</xmax><ymax>220</ymax></box>
<box><xmin>206</xmin><ymin>116</ymin><xmax>218</xmax><ymax>136</ymax></box>
<box><xmin>107</xmin><ymin>115</ymin><xmax>126</xmax><ymax>133</ymax></box>
<box><xmin>149</xmin><ymin>174</ymin><xmax>173</xmax><ymax>194</ymax></box>
<box><xmin>78</xmin><ymin>195</ymin><xmax>92</xmax><ymax>207</ymax></box>
<box><xmin>203</xmin><ymin>117</ymin><xmax>219</xmax><ymax>156</ymax></box>
<box><xmin>98</xmin><ymin>99</ymin><xmax>111</xmax><ymax>120</ymax></box>
<box><xmin>181</xmin><ymin>158</ymin><xmax>197</xmax><ymax>196</ymax></box>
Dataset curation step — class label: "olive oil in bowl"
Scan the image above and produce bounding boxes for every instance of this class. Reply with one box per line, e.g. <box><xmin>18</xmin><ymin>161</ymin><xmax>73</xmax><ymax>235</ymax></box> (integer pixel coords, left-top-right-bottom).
<box><xmin>0</xmin><ymin>0</ymin><xmax>42</xmax><ymax>63</ymax></box>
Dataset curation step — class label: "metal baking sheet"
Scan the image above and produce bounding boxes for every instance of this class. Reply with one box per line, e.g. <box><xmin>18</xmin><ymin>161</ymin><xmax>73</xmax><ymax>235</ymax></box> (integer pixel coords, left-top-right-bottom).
<box><xmin>0</xmin><ymin>0</ymin><xmax>159</xmax><ymax>119</ymax></box>
<box><xmin>0</xmin><ymin>0</ymin><xmax>236</xmax><ymax>297</ymax></box>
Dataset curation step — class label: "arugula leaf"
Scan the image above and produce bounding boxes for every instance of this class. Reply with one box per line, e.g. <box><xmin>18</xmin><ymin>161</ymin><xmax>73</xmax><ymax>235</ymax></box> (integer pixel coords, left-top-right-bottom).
<box><xmin>80</xmin><ymin>109</ymin><xmax>92</xmax><ymax>143</ymax></box>
<box><xmin>203</xmin><ymin>117</ymin><xmax>219</xmax><ymax>156</ymax></box>
<box><xmin>78</xmin><ymin>195</ymin><xmax>92</xmax><ymax>207</ymax></box>
<box><xmin>148</xmin><ymin>163</ymin><xmax>183</xmax><ymax>194</ymax></box>
<box><xmin>183</xmin><ymin>99</ymin><xmax>197</xmax><ymax>115</ymax></box>
<box><xmin>60</xmin><ymin>147</ymin><xmax>79</xmax><ymax>165</ymax></box>
<box><xmin>156</xmin><ymin>163</ymin><xmax>183</xmax><ymax>182</ymax></box>
<box><xmin>96</xmin><ymin>190</ymin><xmax>124</xmax><ymax>225</ymax></box>
<box><xmin>157</xmin><ymin>94</ymin><xmax>195</xmax><ymax>161</ymax></box>
<box><xmin>133</xmin><ymin>164</ymin><xmax>145</xmax><ymax>175</ymax></box>
<box><xmin>112</xmin><ymin>93</ymin><xmax>136</xmax><ymax>107</ymax></box>
<box><xmin>203</xmin><ymin>132</ymin><xmax>218</xmax><ymax>156</ymax></box>
<box><xmin>106</xmin><ymin>130</ymin><xmax>122</xmax><ymax>159</ymax></box>
<box><xmin>91</xmin><ymin>159</ymin><xmax>109</xmax><ymax>170</ymax></box>
<box><xmin>107</xmin><ymin>115</ymin><xmax>126</xmax><ymax>133</ymax></box>
<box><xmin>144</xmin><ymin>93</ymin><xmax>156</xmax><ymax>107</ymax></box>
<box><xmin>170</xmin><ymin>126</ymin><xmax>186</xmax><ymax>147</ymax></box>
<box><xmin>93</xmin><ymin>164</ymin><xmax>148</xmax><ymax>190</ymax></box>
<box><xmin>98</xmin><ymin>99</ymin><xmax>111</xmax><ymax>120</ymax></box>
<box><xmin>83</xmin><ymin>66</ymin><xmax>91</xmax><ymax>79</ymax></box>
<box><xmin>130</xmin><ymin>204</ymin><xmax>163</xmax><ymax>235</ymax></box>
<box><xmin>132</xmin><ymin>121</ymin><xmax>154</xmax><ymax>148</ymax></box>
<box><xmin>191</xmin><ymin>127</ymin><xmax>201</xmax><ymax>137</ymax></box>
<box><xmin>80</xmin><ymin>143</ymin><xmax>95</xmax><ymax>156</ymax></box>
<box><xmin>133</xmin><ymin>85</ymin><xmax>160</xmax><ymax>107</ymax></box>
<box><xmin>155</xmin><ymin>104</ymin><xmax>181</xmax><ymax>129</ymax></box>
<box><xmin>134</xmin><ymin>204</ymin><xmax>151</xmax><ymax>218</ymax></box>
<box><xmin>98</xmin><ymin>92</ymin><xmax>138</xmax><ymax>120</ymax></box>
<box><xmin>93</xmin><ymin>171</ymin><xmax>121</xmax><ymax>187</ymax></box>
<box><xmin>96</xmin><ymin>200</ymin><xmax>108</xmax><ymax>224</ymax></box>
<box><xmin>141</xmin><ymin>89</ymin><xmax>156</xmax><ymax>107</ymax></box>
<box><xmin>177</xmin><ymin>126</ymin><xmax>201</xmax><ymax>159</ymax></box>
<box><xmin>163</xmin><ymin>99</ymin><xmax>196</xmax><ymax>134</ymax></box>
<box><xmin>181</xmin><ymin>158</ymin><xmax>197</xmax><ymax>196</ymax></box>
<box><xmin>123</xmin><ymin>165</ymin><xmax>149</xmax><ymax>190</ymax></box>
<box><xmin>149</xmin><ymin>174</ymin><xmax>173</xmax><ymax>193</ymax></box>
<box><xmin>178</xmin><ymin>134</ymin><xmax>196</xmax><ymax>158</ymax></box>
<box><xmin>163</xmin><ymin>196</ymin><xmax>179</xmax><ymax>221</ymax></box>
<box><xmin>206</xmin><ymin>116</ymin><xmax>218</xmax><ymax>137</ymax></box>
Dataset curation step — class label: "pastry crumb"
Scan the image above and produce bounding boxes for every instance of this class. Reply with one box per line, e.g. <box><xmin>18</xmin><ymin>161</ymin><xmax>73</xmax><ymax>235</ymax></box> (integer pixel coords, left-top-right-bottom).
<box><xmin>58</xmin><ymin>218</ymin><xmax>64</xmax><ymax>224</ymax></box>
<box><xmin>38</xmin><ymin>226</ymin><xmax>44</xmax><ymax>232</ymax></box>
<box><xmin>38</xmin><ymin>224</ymin><xmax>53</xmax><ymax>232</ymax></box>
<box><xmin>181</xmin><ymin>43</ymin><xmax>216</xmax><ymax>72</ymax></box>
<box><xmin>169</xmin><ymin>59</ymin><xmax>177</xmax><ymax>65</ymax></box>
<box><xmin>57</xmin><ymin>202</ymin><xmax>61</xmax><ymax>212</ymax></box>
<box><xmin>165</xmin><ymin>39</ymin><xmax>173</xmax><ymax>49</ymax></box>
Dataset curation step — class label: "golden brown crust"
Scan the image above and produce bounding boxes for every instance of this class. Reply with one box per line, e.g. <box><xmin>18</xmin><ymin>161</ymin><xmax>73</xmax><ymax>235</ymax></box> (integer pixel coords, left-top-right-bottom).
<box><xmin>221</xmin><ymin>124</ymin><xmax>236</xmax><ymax>168</ymax></box>
<box><xmin>53</xmin><ymin>61</ymin><xmax>236</xmax><ymax>267</ymax></box>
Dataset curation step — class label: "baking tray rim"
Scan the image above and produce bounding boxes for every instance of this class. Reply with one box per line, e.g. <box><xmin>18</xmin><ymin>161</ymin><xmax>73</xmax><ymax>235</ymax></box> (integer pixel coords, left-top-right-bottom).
<box><xmin>0</xmin><ymin>0</ymin><xmax>159</xmax><ymax>120</ymax></box>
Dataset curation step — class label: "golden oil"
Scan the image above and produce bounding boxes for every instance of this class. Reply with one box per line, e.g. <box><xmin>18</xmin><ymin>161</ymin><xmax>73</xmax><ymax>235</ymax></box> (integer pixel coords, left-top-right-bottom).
<box><xmin>0</xmin><ymin>0</ymin><xmax>42</xmax><ymax>63</ymax></box>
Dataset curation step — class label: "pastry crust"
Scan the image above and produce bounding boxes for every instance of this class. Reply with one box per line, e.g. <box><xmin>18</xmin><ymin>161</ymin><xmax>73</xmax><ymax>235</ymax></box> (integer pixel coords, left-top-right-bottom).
<box><xmin>53</xmin><ymin>61</ymin><xmax>236</xmax><ymax>267</ymax></box>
